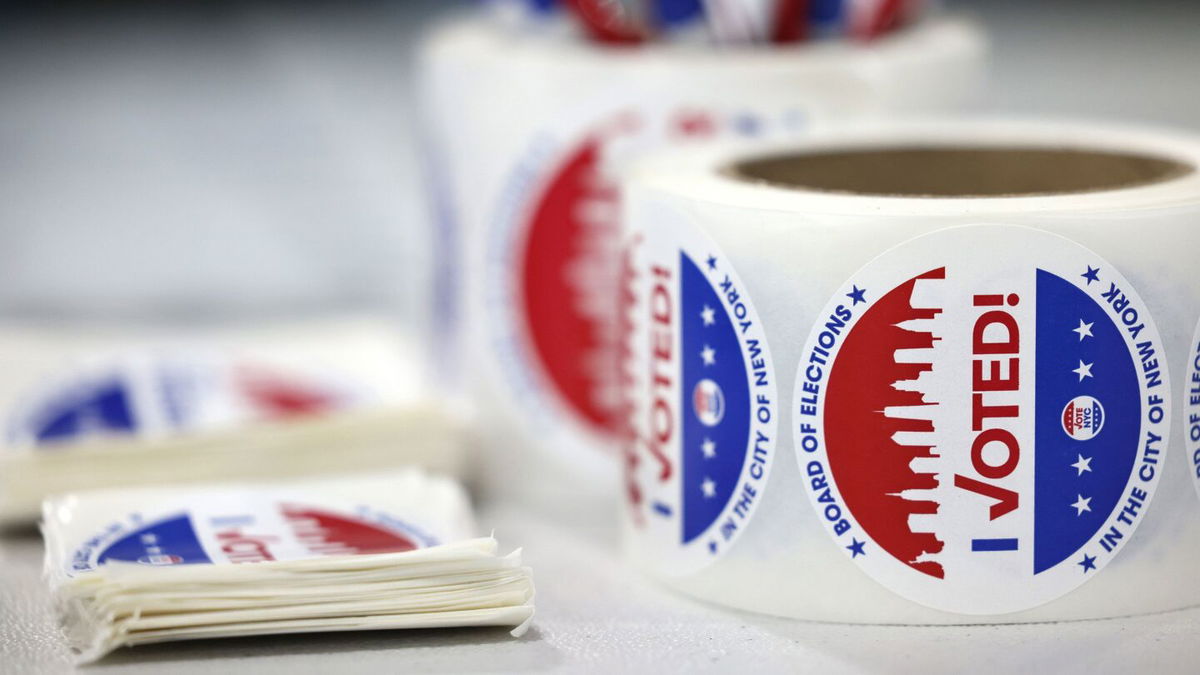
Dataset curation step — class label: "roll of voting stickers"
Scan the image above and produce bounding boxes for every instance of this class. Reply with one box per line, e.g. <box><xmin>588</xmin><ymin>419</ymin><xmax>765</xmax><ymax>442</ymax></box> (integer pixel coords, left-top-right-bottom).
<box><xmin>418</xmin><ymin>12</ymin><xmax>985</xmax><ymax>500</ymax></box>
<box><xmin>622</xmin><ymin>119</ymin><xmax>1200</xmax><ymax>622</ymax></box>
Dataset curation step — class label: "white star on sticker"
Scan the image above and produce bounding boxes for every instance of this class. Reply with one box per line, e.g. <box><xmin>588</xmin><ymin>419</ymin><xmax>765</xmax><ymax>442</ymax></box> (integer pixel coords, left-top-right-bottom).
<box><xmin>1072</xmin><ymin>454</ymin><xmax>1093</xmax><ymax>475</ymax></box>
<box><xmin>1073</xmin><ymin>319</ymin><xmax>1094</xmax><ymax>341</ymax></box>
<box><xmin>701</xmin><ymin>345</ymin><xmax>716</xmax><ymax>366</ymax></box>
<box><xmin>1072</xmin><ymin>494</ymin><xmax>1092</xmax><ymax>516</ymax></box>
<box><xmin>700</xmin><ymin>306</ymin><xmax>716</xmax><ymax>326</ymax></box>
<box><xmin>1073</xmin><ymin>360</ymin><xmax>1094</xmax><ymax>381</ymax></box>
<box><xmin>701</xmin><ymin>438</ymin><xmax>716</xmax><ymax>459</ymax></box>
<box><xmin>701</xmin><ymin>478</ymin><xmax>716</xmax><ymax>498</ymax></box>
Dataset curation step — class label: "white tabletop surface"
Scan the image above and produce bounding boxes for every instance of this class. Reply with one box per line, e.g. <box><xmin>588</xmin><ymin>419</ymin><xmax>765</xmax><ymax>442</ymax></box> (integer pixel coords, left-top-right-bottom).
<box><xmin>3</xmin><ymin>1</ymin><xmax>1200</xmax><ymax>673</ymax></box>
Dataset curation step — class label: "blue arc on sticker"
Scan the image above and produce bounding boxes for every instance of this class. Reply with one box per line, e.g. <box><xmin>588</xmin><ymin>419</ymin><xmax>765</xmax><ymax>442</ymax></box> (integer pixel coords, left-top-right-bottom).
<box><xmin>32</xmin><ymin>379</ymin><xmax>137</xmax><ymax>443</ymax></box>
<box><xmin>1034</xmin><ymin>270</ymin><xmax>1140</xmax><ymax>574</ymax></box>
<box><xmin>680</xmin><ymin>253</ymin><xmax>751</xmax><ymax>544</ymax></box>
<box><xmin>98</xmin><ymin>514</ymin><xmax>212</xmax><ymax>566</ymax></box>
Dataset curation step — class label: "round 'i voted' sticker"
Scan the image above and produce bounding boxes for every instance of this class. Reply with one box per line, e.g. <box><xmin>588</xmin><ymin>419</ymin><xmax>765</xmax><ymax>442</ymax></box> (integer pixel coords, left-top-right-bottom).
<box><xmin>625</xmin><ymin>200</ymin><xmax>779</xmax><ymax>574</ymax></box>
<box><xmin>793</xmin><ymin>225</ymin><xmax>1170</xmax><ymax>614</ymax></box>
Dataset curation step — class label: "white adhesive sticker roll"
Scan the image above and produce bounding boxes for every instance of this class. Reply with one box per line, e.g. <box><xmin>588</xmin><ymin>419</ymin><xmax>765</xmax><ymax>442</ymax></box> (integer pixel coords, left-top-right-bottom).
<box><xmin>621</xmin><ymin>120</ymin><xmax>1200</xmax><ymax>622</ymax></box>
<box><xmin>418</xmin><ymin>14</ymin><xmax>987</xmax><ymax>498</ymax></box>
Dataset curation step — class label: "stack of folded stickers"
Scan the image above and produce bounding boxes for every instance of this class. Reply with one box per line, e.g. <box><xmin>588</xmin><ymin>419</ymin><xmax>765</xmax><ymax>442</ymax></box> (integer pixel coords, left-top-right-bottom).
<box><xmin>42</xmin><ymin>471</ymin><xmax>533</xmax><ymax>663</ymax></box>
<box><xmin>0</xmin><ymin>318</ymin><xmax>465</xmax><ymax>523</ymax></box>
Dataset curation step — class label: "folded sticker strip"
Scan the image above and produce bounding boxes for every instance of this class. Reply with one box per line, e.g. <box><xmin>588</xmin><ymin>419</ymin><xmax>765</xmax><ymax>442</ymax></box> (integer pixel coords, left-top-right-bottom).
<box><xmin>0</xmin><ymin>318</ymin><xmax>465</xmax><ymax>523</ymax></box>
<box><xmin>42</xmin><ymin>471</ymin><xmax>533</xmax><ymax>663</ymax></box>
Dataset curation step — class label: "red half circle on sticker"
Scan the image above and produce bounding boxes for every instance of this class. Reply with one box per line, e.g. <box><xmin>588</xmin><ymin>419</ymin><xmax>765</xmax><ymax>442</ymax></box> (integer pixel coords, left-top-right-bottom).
<box><xmin>235</xmin><ymin>367</ymin><xmax>341</xmax><ymax>419</ymax></box>
<box><xmin>281</xmin><ymin>504</ymin><xmax>418</xmax><ymax>556</ymax></box>
<box><xmin>825</xmin><ymin>268</ymin><xmax>947</xmax><ymax>578</ymax></box>
<box><xmin>520</xmin><ymin>134</ymin><xmax>622</xmax><ymax>440</ymax></box>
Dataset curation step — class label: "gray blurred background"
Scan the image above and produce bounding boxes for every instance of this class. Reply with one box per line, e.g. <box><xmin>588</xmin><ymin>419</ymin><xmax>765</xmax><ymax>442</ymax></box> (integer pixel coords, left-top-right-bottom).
<box><xmin>0</xmin><ymin>0</ymin><xmax>1196</xmax><ymax>324</ymax></box>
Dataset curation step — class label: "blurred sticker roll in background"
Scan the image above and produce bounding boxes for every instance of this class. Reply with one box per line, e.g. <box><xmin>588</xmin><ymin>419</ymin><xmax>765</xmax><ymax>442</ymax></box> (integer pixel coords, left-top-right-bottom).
<box><xmin>418</xmin><ymin>7</ymin><xmax>986</xmax><ymax>502</ymax></box>
<box><xmin>0</xmin><ymin>318</ymin><xmax>466</xmax><ymax>524</ymax></box>
<box><xmin>622</xmin><ymin>120</ymin><xmax>1200</xmax><ymax>622</ymax></box>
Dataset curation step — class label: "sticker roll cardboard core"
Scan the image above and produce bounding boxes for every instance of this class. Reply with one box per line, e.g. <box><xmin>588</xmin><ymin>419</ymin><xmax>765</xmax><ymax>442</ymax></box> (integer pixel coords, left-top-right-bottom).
<box><xmin>729</xmin><ymin>147</ymin><xmax>1194</xmax><ymax>197</ymax></box>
